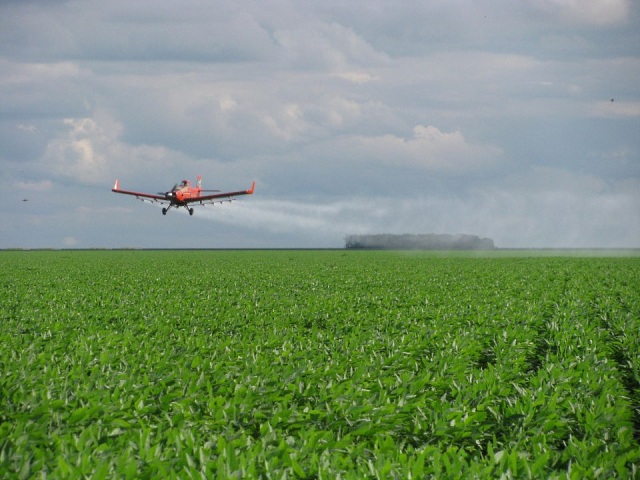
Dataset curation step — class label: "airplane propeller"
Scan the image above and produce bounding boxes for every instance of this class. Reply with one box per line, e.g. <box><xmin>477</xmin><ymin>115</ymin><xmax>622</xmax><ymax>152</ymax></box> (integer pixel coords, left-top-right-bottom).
<box><xmin>158</xmin><ymin>184</ymin><xmax>179</xmax><ymax>196</ymax></box>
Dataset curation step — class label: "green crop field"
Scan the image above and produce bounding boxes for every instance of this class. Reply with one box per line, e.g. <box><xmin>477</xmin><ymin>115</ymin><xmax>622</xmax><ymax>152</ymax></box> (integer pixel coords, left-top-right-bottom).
<box><xmin>1</xmin><ymin>250</ymin><xmax>639</xmax><ymax>478</ymax></box>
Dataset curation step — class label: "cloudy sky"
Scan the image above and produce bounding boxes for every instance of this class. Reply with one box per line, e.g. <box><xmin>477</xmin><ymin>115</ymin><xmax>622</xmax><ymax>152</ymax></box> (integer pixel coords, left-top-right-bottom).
<box><xmin>1</xmin><ymin>0</ymin><xmax>639</xmax><ymax>248</ymax></box>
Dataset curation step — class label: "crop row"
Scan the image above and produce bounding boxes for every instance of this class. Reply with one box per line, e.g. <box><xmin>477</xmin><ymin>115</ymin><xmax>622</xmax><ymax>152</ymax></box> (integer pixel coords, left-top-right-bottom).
<box><xmin>1</xmin><ymin>251</ymin><xmax>638</xmax><ymax>478</ymax></box>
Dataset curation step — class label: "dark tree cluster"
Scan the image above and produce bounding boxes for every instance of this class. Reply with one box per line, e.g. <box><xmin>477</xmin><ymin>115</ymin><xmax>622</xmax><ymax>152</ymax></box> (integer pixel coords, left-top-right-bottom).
<box><xmin>345</xmin><ymin>234</ymin><xmax>495</xmax><ymax>250</ymax></box>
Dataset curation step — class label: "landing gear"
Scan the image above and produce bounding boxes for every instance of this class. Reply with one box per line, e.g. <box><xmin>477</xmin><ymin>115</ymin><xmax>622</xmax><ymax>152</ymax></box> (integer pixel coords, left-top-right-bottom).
<box><xmin>161</xmin><ymin>205</ymin><xmax>174</xmax><ymax>215</ymax></box>
<box><xmin>160</xmin><ymin>204</ymin><xmax>195</xmax><ymax>216</ymax></box>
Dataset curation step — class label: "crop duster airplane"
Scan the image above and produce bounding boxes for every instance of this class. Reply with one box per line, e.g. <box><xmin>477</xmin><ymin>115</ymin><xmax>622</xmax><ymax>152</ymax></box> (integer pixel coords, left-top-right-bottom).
<box><xmin>112</xmin><ymin>175</ymin><xmax>255</xmax><ymax>216</ymax></box>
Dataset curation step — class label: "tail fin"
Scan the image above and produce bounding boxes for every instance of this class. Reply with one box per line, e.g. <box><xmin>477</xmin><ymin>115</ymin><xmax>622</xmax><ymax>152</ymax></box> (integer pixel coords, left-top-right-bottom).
<box><xmin>196</xmin><ymin>175</ymin><xmax>202</xmax><ymax>189</ymax></box>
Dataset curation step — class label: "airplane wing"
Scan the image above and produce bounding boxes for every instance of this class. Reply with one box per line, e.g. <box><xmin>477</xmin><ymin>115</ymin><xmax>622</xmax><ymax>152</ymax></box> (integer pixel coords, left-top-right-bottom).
<box><xmin>184</xmin><ymin>181</ymin><xmax>256</xmax><ymax>205</ymax></box>
<box><xmin>111</xmin><ymin>180</ymin><xmax>168</xmax><ymax>203</ymax></box>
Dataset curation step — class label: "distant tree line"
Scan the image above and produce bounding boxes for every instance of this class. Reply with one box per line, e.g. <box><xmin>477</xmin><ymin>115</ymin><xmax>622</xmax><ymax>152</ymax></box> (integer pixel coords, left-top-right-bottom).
<box><xmin>345</xmin><ymin>234</ymin><xmax>495</xmax><ymax>250</ymax></box>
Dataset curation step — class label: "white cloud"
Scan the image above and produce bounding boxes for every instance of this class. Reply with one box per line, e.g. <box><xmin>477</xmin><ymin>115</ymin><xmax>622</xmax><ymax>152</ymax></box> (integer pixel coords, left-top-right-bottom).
<box><xmin>350</xmin><ymin>125</ymin><xmax>503</xmax><ymax>171</ymax></box>
<box><xmin>40</xmin><ymin>112</ymin><xmax>184</xmax><ymax>185</ymax></box>
<box><xmin>218</xmin><ymin>95</ymin><xmax>238</xmax><ymax>113</ymax></box>
<box><xmin>42</xmin><ymin>116</ymin><xmax>118</xmax><ymax>183</ymax></box>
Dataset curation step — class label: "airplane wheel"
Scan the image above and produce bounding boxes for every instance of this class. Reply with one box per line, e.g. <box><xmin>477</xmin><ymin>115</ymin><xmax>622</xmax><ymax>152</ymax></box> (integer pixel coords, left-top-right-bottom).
<box><xmin>162</xmin><ymin>208</ymin><xmax>167</xmax><ymax>215</ymax></box>
<box><xmin>189</xmin><ymin>208</ymin><xmax>194</xmax><ymax>216</ymax></box>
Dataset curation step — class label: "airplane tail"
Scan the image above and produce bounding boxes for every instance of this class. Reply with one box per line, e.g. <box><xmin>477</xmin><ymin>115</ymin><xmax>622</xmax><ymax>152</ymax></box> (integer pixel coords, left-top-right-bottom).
<box><xmin>196</xmin><ymin>175</ymin><xmax>202</xmax><ymax>189</ymax></box>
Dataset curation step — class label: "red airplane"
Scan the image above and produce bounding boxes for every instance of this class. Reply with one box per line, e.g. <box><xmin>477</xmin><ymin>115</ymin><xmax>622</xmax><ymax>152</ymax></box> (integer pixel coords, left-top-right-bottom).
<box><xmin>112</xmin><ymin>175</ymin><xmax>255</xmax><ymax>216</ymax></box>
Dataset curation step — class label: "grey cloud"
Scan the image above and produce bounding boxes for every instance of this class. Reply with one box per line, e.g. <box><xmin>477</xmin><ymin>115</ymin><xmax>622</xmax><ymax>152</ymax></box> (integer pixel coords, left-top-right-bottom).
<box><xmin>1</xmin><ymin>0</ymin><xmax>638</xmax><ymax>249</ymax></box>
<box><xmin>1</xmin><ymin>1</ymin><xmax>277</xmax><ymax>63</ymax></box>
<box><xmin>530</xmin><ymin>0</ymin><xmax>631</xmax><ymax>27</ymax></box>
